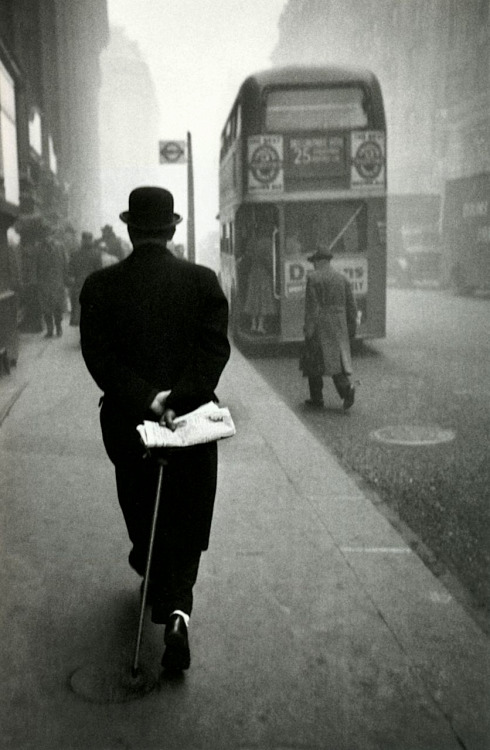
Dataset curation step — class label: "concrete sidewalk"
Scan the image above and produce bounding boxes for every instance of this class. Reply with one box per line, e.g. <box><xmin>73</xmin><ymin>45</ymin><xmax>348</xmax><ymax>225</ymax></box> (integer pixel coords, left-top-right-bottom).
<box><xmin>0</xmin><ymin>331</ymin><xmax>51</xmax><ymax>426</ymax></box>
<box><xmin>0</xmin><ymin>323</ymin><xmax>488</xmax><ymax>749</ymax></box>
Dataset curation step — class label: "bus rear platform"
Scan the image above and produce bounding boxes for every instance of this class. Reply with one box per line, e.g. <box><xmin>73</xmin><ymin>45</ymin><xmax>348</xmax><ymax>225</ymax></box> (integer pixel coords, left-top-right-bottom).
<box><xmin>0</xmin><ymin>325</ymin><xmax>488</xmax><ymax>749</ymax></box>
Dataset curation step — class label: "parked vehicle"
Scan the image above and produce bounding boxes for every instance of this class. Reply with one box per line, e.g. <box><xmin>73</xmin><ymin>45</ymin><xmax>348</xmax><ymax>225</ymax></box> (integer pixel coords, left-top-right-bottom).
<box><xmin>394</xmin><ymin>223</ymin><xmax>441</xmax><ymax>287</ymax></box>
<box><xmin>443</xmin><ymin>173</ymin><xmax>490</xmax><ymax>296</ymax></box>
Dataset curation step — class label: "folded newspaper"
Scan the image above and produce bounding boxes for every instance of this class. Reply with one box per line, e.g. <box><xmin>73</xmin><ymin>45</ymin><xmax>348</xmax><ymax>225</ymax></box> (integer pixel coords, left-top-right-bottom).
<box><xmin>137</xmin><ymin>401</ymin><xmax>236</xmax><ymax>449</ymax></box>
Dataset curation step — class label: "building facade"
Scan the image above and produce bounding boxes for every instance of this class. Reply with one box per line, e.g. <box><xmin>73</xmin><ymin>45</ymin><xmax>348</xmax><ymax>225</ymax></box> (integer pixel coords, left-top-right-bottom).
<box><xmin>271</xmin><ymin>0</ymin><xmax>490</xmax><ymax>287</ymax></box>
<box><xmin>0</xmin><ymin>0</ymin><xmax>109</xmax><ymax>361</ymax></box>
<box><xmin>98</xmin><ymin>25</ymin><xmax>161</xmax><ymax>234</ymax></box>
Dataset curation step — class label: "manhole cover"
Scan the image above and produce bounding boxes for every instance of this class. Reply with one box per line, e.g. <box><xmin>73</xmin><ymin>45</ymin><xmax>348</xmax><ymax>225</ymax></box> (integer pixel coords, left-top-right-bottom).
<box><xmin>370</xmin><ymin>425</ymin><xmax>456</xmax><ymax>446</ymax></box>
<box><xmin>70</xmin><ymin>662</ymin><xmax>157</xmax><ymax>703</ymax></box>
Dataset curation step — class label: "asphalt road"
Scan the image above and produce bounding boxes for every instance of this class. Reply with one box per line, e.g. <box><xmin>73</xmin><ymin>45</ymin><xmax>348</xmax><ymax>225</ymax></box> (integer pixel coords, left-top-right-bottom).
<box><xmin>245</xmin><ymin>287</ymin><xmax>490</xmax><ymax>629</ymax></box>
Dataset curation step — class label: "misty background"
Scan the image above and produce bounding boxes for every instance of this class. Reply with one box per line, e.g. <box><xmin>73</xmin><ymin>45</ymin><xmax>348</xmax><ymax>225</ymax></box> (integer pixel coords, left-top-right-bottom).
<box><xmin>100</xmin><ymin>0</ymin><xmax>287</xmax><ymax>269</ymax></box>
<box><xmin>97</xmin><ymin>0</ymin><xmax>489</xmax><ymax>275</ymax></box>
<box><xmin>0</xmin><ymin>1</ymin><xmax>487</xmax><ymax>286</ymax></box>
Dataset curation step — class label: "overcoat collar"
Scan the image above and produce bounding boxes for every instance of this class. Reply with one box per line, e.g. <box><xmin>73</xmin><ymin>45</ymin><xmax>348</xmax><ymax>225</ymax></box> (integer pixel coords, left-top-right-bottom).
<box><xmin>129</xmin><ymin>240</ymin><xmax>174</xmax><ymax>259</ymax></box>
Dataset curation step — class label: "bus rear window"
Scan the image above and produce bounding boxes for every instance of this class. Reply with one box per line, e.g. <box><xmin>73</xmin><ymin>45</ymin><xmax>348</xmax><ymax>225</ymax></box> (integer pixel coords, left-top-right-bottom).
<box><xmin>266</xmin><ymin>87</ymin><xmax>368</xmax><ymax>131</ymax></box>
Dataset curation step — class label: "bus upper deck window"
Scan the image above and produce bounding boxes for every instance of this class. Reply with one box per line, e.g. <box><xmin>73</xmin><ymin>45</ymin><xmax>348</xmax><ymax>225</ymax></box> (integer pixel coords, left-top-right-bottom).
<box><xmin>266</xmin><ymin>87</ymin><xmax>368</xmax><ymax>131</ymax></box>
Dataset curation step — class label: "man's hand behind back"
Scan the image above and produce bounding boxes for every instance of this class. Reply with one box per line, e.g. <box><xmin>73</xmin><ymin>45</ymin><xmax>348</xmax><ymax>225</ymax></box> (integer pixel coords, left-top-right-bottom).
<box><xmin>150</xmin><ymin>390</ymin><xmax>176</xmax><ymax>430</ymax></box>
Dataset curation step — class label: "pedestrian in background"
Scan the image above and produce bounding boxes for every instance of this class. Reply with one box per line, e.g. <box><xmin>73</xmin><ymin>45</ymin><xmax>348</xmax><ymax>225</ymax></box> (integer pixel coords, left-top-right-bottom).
<box><xmin>79</xmin><ymin>186</ymin><xmax>230</xmax><ymax>673</ymax></box>
<box><xmin>16</xmin><ymin>214</ymin><xmax>46</xmax><ymax>333</ymax></box>
<box><xmin>100</xmin><ymin>223</ymin><xmax>125</xmax><ymax>260</ymax></box>
<box><xmin>300</xmin><ymin>247</ymin><xmax>357</xmax><ymax>410</ymax></box>
<box><xmin>36</xmin><ymin>224</ymin><xmax>67</xmax><ymax>338</ymax></box>
<box><xmin>97</xmin><ymin>240</ymin><xmax>118</xmax><ymax>268</ymax></box>
<box><xmin>68</xmin><ymin>232</ymin><xmax>101</xmax><ymax>326</ymax></box>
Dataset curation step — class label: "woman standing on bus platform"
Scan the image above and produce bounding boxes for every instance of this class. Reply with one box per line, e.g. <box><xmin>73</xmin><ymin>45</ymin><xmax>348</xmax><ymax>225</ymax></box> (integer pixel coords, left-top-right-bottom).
<box><xmin>243</xmin><ymin>233</ymin><xmax>276</xmax><ymax>334</ymax></box>
<box><xmin>301</xmin><ymin>247</ymin><xmax>357</xmax><ymax>410</ymax></box>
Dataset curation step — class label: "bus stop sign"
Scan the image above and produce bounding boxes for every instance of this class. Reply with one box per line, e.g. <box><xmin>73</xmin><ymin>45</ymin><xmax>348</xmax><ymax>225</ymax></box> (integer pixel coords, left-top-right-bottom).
<box><xmin>159</xmin><ymin>140</ymin><xmax>187</xmax><ymax>164</ymax></box>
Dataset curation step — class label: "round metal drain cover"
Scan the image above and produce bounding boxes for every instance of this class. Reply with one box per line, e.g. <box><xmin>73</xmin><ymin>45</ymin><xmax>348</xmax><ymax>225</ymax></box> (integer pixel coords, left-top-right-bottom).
<box><xmin>70</xmin><ymin>662</ymin><xmax>157</xmax><ymax>703</ymax></box>
<box><xmin>370</xmin><ymin>425</ymin><xmax>456</xmax><ymax>446</ymax></box>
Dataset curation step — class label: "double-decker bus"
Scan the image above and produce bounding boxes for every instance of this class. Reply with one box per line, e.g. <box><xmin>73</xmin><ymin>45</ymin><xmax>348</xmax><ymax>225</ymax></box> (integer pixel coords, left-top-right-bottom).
<box><xmin>219</xmin><ymin>65</ymin><xmax>387</xmax><ymax>346</ymax></box>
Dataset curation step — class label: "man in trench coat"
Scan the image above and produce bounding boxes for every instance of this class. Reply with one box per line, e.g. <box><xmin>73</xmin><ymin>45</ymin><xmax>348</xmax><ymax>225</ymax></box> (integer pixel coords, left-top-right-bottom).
<box><xmin>79</xmin><ymin>186</ymin><xmax>230</xmax><ymax>671</ymax></box>
<box><xmin>301</xmin><ymin>247</ymin><xmax>357</xmax><ymax>410</ymax></box>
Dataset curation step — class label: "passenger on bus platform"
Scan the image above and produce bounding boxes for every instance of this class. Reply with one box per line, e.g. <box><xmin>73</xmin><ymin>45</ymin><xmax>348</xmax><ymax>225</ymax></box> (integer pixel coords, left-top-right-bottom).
<box><xmin>243</xmin><ymin>234</ymin><xmax>276</xmax><ymax>334</ymax></box>
<box><xmin>300</xmin><ymin>247</ymin><xmax>357</xmax><ymax>410</ymax></box>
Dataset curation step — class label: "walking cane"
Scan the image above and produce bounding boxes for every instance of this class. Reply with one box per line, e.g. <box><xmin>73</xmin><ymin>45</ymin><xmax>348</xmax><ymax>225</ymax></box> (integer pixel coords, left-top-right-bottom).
<box><xmin>70</xmin><ymin>454</ymin><xmax>167</xmax><ymax>702</ymax></box>
<box><xmin>131</xmin><ymin>454</ymin><xmax>167</xmax><ymax>677</ymax></box>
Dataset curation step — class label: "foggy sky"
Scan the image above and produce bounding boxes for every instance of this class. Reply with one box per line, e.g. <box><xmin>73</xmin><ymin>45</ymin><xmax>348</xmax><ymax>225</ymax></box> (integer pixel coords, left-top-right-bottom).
<box><xmin>107</xmin><ymin>0</ymin><xmax>287</xmax><ymax>263</ymax></box>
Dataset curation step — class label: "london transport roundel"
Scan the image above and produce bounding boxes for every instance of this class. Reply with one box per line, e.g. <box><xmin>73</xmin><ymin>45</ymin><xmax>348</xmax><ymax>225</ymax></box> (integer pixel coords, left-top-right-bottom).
<box><xmin>249</xmin><ymin>144</ymin><xmax>282</xmax><ymax>184</ymax></box>
<box><xmin>353</xmin><ymin>139</ymin><xmax>383</xmax><ymax>180</ymax></box>
<box><xmin>159</xmin><ymin>140</ymin><xmax>186</xmax><ymax>164</ymax></box>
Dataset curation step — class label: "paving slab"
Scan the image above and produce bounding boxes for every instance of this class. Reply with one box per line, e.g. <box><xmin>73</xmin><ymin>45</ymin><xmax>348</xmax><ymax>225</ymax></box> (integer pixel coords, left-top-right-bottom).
<box><xmin>0</xmin><ymin>327</ymin><xmax>488</xmax><ymax>750</ymax></box>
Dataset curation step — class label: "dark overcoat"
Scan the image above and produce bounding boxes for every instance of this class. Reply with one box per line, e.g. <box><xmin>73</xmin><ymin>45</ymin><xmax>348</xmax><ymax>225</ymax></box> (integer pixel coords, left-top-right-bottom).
<box><xmin>302</xmin><ymin>266</ymin><xmax>357</xmax><ymax>377</ymax></box>
<box><xmin>37</xmin><ymin>240</ymin><xmax>67</xmax><ymax>312</ymax></box>
<box><xmin>79</xmin><ymin>243</ymin><xmax>230</xmax><ymax>551</ymax></box>
<box><xmin>69</xmin><ymin>246</ymin><xmax>102</xmax><ymax>326</ymax></box>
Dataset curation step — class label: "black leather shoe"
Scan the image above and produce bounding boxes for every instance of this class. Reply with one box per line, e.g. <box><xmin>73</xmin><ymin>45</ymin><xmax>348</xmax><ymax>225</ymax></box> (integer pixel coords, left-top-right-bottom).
<box><xmin>161</xmin><ymin>614</ymin><xmax>190</xmax><ymax>671</ymax></box>
<box><xmin>343</xmin><ymin>385</ymin><xmax>355</xmax><ymax>410</ymax></box>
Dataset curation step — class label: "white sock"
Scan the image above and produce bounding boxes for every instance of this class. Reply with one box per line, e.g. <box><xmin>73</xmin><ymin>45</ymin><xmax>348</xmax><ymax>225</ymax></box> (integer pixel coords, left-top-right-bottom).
<box><xmin>171</xmin><ymin>609</ymin><xmax>190</xmax><ymax>628</ymax></box>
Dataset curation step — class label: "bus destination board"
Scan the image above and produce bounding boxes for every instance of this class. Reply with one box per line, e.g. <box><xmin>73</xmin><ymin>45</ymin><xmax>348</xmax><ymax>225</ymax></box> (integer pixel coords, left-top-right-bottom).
<box><xmin>287</xmin><ymin>135</ymin><xmax>345</xmax><ymax>180</ymax></box>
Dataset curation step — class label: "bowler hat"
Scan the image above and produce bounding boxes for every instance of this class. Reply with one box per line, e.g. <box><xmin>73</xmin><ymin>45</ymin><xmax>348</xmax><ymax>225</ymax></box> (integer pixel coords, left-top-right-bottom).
<box><xmin>120</xmin><ymin>187</ymin><xmax>183</xmax><ymax>230</ymax></box>
<box><xmin>307</xmin><ymin>247</ymin><xmax>333</xmax><ymax>262</ymax></box>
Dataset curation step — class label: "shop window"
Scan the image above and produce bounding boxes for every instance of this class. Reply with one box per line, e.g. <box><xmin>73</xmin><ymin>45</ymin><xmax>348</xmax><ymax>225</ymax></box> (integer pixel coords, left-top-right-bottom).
<box><xmin>0</xmin><ymin>60</ymin><xmax>19</xmax><ymax>205</ymax></box>
<box><xmin>49</xmin><ymin>134</ymin><xmax>57</xmax><ymax>174</ymax></box>
<box><xmin>29</xmin><ymin>107</ymin><xmax>42</xmax><ymax>156</ymax></box>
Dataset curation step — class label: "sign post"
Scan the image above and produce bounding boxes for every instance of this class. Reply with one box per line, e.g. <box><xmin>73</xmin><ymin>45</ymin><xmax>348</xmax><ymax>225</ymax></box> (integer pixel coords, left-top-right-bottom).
<box><xmin>158</xmin><ymin>136</ymin><xmax>195</xmax><ymax>263</ymax></box>
<box><xmin>186</xmin><ymin>131</ymin><xmax>195</xmax><ymax>263</ymax></box>
<box><xmin>159</xmin><ymin>140</ymin><xmax>186</xmax><ymax>165</ymax></box>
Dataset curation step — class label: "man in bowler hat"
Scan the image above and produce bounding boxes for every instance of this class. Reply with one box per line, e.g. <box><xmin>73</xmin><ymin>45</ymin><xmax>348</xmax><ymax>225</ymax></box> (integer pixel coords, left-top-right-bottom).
<box><xmin>80</xmin><ymin>187</ymin><xmax>230</xmax><ymax>671</ymax></box>
<box><xmin>301</xmin><ymin>247</ymin><xmax>357</xmax><ymax>410</ymax></box>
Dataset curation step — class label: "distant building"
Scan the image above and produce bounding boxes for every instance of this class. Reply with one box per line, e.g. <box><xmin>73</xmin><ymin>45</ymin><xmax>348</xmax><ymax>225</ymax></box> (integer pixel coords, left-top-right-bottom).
<box><xmin>437</xmin><ymin>1</ymin><xmax>490</xmax><ymax>289</ymax></box>
<box><xmin>99</xmin><ymin>26</ymin><xmax>161</xmax><ymax>231</ymax></box>
<box><xmin>271</xmin><ymin>0</ymin><xmax>447</xmax><ymax>195</ymax></box>
<box><xmin>272</xmin><ymin>0</ymin><xmax>490</xmax><ymax>289</ymax></box>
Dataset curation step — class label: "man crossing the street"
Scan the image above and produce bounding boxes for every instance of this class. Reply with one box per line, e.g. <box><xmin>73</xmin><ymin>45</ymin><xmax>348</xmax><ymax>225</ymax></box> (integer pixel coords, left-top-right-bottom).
<box><xmin>300</xmin><ymin>247</ymin><xmax>357</xmax><ymax>410</ymax></box>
